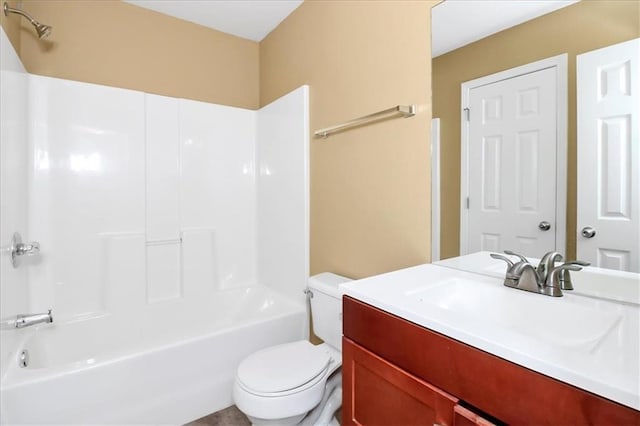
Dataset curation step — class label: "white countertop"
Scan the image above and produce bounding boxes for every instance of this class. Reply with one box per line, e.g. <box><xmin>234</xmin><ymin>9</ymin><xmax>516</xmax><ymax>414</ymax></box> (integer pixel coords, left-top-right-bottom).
<box><xmin>341</xmin><ymin>260</ymin><xmax>640</xmax><ymax>411</ymax></box>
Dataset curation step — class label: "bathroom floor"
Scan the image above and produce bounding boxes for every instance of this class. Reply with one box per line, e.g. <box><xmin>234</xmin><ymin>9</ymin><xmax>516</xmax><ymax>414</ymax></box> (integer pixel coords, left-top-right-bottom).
<box><xmin>186</xmin><ymin>406</ymin><xmax>250</xmax><ymax>426</ymax></box>
<box><xmin>187</xmin><ymin>405</ymin><xmax>343</xmax><ymax>425</ymax></box>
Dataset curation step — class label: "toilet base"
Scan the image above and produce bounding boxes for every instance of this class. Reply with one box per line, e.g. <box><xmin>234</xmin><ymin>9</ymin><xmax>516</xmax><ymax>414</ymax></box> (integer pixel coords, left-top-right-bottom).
<box><xmin>246</xmin><ymin>413</ymin><xmax>339</xmax><ymax>426</ymax></box>
<box><xmin>247</xmin><ymin>413</ymin><xmax>307</xmax><ymax>426</ymax></box>
<box><xmin>242</xmin><ymin>370</ymin><xmax>342</xmax><ymax>426</ymax></box>
<box><xmin>301</xmin><ymin>370</ymin><xmax>342</xmax><ymax>425</ymax></box>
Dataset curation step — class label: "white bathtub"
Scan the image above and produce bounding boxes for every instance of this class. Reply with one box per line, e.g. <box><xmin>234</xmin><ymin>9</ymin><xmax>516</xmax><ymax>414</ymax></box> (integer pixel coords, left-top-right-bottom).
<box><xmin>0</xmin><ymin>285</ymin><xmax>306</xmax><ymax>425</ymax></box>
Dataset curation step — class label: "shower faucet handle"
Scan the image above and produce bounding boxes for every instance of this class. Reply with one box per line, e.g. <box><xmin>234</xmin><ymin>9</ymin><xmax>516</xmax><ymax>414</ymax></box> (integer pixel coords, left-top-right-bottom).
<box><xmin>10</xmin><ymin>232</ymin><xmax>41</xmax><ymax>268</ymax></box>
<box><xmin>17</xmin><ymin>241</ymin><xmax>40</xmax><ymax>255</ymax></box>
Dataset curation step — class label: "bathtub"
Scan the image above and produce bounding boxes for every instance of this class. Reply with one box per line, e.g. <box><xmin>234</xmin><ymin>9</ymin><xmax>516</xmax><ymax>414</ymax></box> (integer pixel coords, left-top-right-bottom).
<box><xmin>0</xmin><ymin>284</ymin><xmax>306</xmax><ymax>425</ymax></box>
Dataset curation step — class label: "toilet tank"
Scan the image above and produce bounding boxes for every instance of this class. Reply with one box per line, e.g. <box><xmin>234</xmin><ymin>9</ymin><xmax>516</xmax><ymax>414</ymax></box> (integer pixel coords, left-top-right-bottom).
<box><xmin>308</xmin><ymin>272</ymin><xmax>352</xmax><ymax>352</ymax></box>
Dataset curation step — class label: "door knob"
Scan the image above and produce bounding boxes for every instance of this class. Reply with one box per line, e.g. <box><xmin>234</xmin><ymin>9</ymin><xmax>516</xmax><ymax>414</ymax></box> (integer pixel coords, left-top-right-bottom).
<box><xmin>538</xmin><ymin>221</ymin><xmax>551</xmax><ymax>231</ymax></box>
<box><xmin>581</xmin><ymin>226</ymin><xmax>596</xmax><ymax>238</ymax></box>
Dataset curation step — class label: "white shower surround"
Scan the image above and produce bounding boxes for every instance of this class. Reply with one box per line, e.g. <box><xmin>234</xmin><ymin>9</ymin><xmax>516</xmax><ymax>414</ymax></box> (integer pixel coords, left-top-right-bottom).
<box><xmin>0</xmin><ymin>28</ymin><xmax>30</xmax><ymax>386</ymax></box>
<box><xmin>0</xmin><ymin>29</ymin><xmax>310</xmax><ymax>424</ymax></box>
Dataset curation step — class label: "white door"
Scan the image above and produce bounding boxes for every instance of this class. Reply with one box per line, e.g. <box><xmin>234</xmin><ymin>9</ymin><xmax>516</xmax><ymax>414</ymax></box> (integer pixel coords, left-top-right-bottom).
<box><xmin>464</xmin><ymin>67</ymin><xmax>558</xmax><ymax>257</ymax></box>
<box><xmin>577</xmin><ymin>38</ymin><xmax>639</xmax><ymax>272</ymax></box>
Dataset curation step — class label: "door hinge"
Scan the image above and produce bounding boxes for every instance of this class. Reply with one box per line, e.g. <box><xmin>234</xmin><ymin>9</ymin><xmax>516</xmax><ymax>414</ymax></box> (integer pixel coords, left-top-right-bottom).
<box><xmin>463</xmin><ymin>108</ymin><xmax>470</xmax><ymax>122</ymax></box>
<box><xmin>466</xmin><ymin>197</ymin><xmax>470</xmax><ymax>209</ymax></box>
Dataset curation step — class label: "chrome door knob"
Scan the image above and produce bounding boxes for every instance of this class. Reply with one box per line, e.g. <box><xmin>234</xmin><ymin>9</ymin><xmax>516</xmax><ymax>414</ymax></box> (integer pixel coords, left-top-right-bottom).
<box><xmin>581</xmin><ymin>226</ymin><xmax>596</xmax><ymax>238</ymax></box>
<box><xmin>538</xmin><ymin>221</ymin><xmax>551</xmax><ymax>231</ymax></box>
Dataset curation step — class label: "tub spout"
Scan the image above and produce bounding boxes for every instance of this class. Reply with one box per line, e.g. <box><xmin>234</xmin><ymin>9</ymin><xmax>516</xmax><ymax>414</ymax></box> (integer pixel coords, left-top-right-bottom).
<box><xmin>15</xmin><ymin>309</ymin><xmax>53</xmax><ymax>329</ymax></box>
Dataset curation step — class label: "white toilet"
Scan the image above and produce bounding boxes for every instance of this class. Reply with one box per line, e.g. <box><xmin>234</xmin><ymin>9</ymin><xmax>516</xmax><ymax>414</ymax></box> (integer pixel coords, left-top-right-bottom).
<box><xmin>233</xmin><ymin>272</ymin><xmax>351</xmax><ymax>426</ymax></box>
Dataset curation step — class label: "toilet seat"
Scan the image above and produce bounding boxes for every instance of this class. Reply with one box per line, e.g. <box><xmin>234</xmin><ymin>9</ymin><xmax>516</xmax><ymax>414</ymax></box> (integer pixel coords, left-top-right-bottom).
<box><xmin>237</xmin><ymin>363</ymin><xmax>330</xmax><ymax>398</ymax></box>
<box><xmin>236</xmin><ymin>341</ymin><xmax>331</xmax><ymax>396</ymax></box>
<box><xmin>233</xmin><ymin>341</ymin><xmax>342</xmax><ymax>422</ymax></box>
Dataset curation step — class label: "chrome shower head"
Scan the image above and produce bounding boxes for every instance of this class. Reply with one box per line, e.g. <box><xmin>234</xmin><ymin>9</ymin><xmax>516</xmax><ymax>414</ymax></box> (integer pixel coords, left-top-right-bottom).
<box><xmin>3</xmin><ymin>2</ymin><xmax>52</xmax><ymax>39</ymax></box>
<box><xmin>34</xmin><ymin>22</ymin><xmax>52</xmax><ymax>39</ymax></box>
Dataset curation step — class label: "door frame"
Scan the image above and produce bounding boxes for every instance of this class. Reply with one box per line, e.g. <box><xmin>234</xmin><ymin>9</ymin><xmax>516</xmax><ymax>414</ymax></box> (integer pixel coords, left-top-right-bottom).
<box><xmin>460</xmin><ymin>54</ymin><xmax>568</xmax><ymax>255</ymax></box>
<box><xmin>431</xmin><ymin>118</ymin><xmax>441</xmax><ymax>262</ymax></box>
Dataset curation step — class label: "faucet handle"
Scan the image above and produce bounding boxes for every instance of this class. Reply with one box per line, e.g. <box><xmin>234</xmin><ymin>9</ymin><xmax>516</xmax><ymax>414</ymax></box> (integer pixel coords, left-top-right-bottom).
<box><xmin>564</xmin><ymin>260</ymin><xmax>591</xmax><ymax>267</ymax></box>
<box><xmin>19</xmin><ymin>241</ymin><xmax>40</xmax><ymax>255</ymax></box>
<box><xmin>491</xmin><ymin>254</ymin><xmax>525</xmax><ymax>289</ymax></box>
<box><xmin>552</xmin><ymin>264</ymin><xmax>583</xmax><ymax>273</ymax></box>
<box><xmin>490</xmin><ymin>253</ymin><xmax>514</xmax><ymax>269</ymax></box>
<box><xmin>546</xmin><ymin>264</ymin><xmax>582</xmax><ymax>289</ymax></box>
<box><xmin>503</xmin><ymin>250</ymin><xmax>529</xmax><ymax>264</ymax></box>
<box><xmin>10</xmin><ymin>232</ymin><xmax>41</xmax><ymax>269</ymax></box>
<box><xmin>555</xmin><ymin>260</ymin><xmax>590</xmax><ymax>290</ymax></box>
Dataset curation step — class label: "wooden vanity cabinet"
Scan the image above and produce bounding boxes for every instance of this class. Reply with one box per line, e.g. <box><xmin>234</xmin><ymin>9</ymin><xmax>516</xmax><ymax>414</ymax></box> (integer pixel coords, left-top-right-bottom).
<box><xmin>342</xmin><ymin>296</ymin><xmax>640</xmax><ymax>426</ymax></box>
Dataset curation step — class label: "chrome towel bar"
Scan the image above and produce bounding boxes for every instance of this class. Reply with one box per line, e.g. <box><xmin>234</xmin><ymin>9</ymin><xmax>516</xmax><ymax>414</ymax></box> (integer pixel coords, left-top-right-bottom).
<box><xmin>314</xmin><ymin>104</ymin><xmax>416</xmax><ymax>138</ymax></box>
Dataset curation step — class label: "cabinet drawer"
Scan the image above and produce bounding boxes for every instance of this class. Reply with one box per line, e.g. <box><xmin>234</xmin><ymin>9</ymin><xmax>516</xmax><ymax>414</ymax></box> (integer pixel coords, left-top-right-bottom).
<box><xmin>453</xmin><ymin>405</ymin><xmax>496</xmax><ymax>426</ymax></box>
<box><xmin>343</xmin><ymin>337</ymin><xmax>458</xmax><ymax>426</ymax></box>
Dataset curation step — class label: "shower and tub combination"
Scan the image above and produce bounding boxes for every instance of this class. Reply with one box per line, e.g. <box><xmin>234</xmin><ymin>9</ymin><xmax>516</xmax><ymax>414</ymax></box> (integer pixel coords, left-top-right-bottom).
<box><xmin>0</xmin><ymin>25</ymin><xmax>310</xmax><ymax>424</ymax></box>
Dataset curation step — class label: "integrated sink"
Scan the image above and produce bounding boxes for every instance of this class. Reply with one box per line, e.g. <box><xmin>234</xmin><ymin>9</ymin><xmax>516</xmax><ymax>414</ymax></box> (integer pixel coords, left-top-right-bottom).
<box><xmin>407</xmin><ymin>277</ymin><xmax>623</xmax><ymax>352</ymax></box>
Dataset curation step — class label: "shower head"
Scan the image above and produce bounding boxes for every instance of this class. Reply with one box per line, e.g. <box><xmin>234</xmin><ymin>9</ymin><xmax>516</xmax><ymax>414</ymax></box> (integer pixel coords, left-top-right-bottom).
<box><xmin>3</xmin><ymin>2</ymin><xmax>52</xmax><ymax>39</ymax></box>
<box><xmin>34</xmin><ymin>22</ymin><xmax>52</xmax><ymax>39</ymax></box>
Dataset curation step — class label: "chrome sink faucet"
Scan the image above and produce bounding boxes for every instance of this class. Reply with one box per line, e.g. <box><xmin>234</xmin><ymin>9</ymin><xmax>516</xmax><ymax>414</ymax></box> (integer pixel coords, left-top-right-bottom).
<box><xmin>537</xmin><ymin>251</ymin><xmax>563</xmax><ymax>284</ymax></box>
<box><xmin>490</xmin><ymin>251</ymin><xmax>590</xmax><ymax>297</ymax></box>
<box><xmin>14</xmin><ymin>310</ymin><xmax>53</xmax><ymax>329</ymax></box>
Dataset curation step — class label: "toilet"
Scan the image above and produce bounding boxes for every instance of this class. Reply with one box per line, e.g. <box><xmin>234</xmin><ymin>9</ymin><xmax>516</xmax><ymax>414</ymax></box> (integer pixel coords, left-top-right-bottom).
<box><xmin>233</xmin><ymin>272</ymin><xmax>351</xmax><ymax>426</ymax></box>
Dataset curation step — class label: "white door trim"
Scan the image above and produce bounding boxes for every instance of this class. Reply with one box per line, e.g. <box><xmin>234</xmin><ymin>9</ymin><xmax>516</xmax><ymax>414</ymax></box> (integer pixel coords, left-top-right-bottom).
<box><xmin>431</xmin><ymin>118</ymin><xmax>441</xmax><ymax>261</ymax></box>
<box><xmin>460</xmin><ymin>54</ymin><xmax>568</xmax><ymax>255</ymax></box>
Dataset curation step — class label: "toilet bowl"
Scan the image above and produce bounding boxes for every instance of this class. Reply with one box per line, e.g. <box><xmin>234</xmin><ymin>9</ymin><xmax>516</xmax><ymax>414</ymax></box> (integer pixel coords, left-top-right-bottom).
<box><xmin>233</xmin><ymin>273</ymin><xmax>351</xmax><ymax>426</ymax></box>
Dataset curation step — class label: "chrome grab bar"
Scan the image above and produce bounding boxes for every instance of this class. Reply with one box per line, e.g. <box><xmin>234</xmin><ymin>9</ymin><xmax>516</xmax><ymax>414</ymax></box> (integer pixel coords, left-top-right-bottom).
<box><xmin>314</xmin><ymin>105</ymin><xmax>416</xmax><ymax>138</ymax></box>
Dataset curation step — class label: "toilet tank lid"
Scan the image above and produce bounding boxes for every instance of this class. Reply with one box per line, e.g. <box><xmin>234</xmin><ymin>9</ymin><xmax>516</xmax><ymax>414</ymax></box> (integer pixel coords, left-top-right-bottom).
<box><xmin>308</xmin><ymin>272</ymin><xmax>352</xmax><ymax>298</ymax></box>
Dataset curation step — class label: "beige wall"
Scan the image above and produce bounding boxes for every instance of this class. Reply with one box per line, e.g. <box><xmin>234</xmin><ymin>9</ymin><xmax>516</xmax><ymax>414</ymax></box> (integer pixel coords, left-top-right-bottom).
<box><xmin>433</xmin><ymin>0</ymin><xmax>640</xmax><ymax>260</ymax></box>
<box><xmin>261</xmin><ymin>0</ymin><xmax>436</xmax><ymax>279</ymax></box>
<box><xmin>8</xmin><ymin>0</ymin><xmax>259</xmax><ymax>109</ymax></box>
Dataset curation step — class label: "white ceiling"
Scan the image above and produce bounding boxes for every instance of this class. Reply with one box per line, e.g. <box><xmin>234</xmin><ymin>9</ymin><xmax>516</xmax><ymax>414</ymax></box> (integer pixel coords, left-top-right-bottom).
<box><xmin>125</xmin><ymin>0</ymin><xmax>579</xmax><ymax>51</ymax></box>
<box><xmin>124</xmin><ymin>0</ymin><xmax>304</xmax><ymax>42</ymax></box>
<box><xmin>432</xmin><ymin>0</ymin><xmax>580</xmax><ymax>58</ymax></box>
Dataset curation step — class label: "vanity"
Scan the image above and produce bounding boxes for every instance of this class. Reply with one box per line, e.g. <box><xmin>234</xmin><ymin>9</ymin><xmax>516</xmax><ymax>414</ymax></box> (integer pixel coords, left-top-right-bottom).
<box><xmin>341</xmin><ymin>253</ymin><xmax>640</xmax><ymax>425</ymax></box>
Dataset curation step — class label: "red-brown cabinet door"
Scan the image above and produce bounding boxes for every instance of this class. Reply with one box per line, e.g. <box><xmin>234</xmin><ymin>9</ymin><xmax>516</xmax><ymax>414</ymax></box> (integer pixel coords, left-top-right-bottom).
<box><xmin>343</xmin><ymin>337</ymin><xmax>458</xmax><ymax>426</ymax></box>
